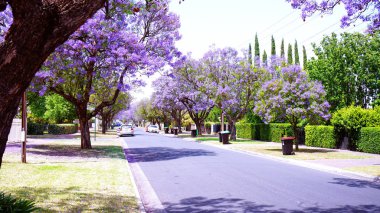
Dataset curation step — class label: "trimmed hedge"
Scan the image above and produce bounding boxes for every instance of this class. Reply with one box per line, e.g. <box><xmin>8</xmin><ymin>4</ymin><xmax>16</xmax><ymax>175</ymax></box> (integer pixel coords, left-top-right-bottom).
<box><xmin>27</xmin><ymin>122</ymin><xmax>45</xmax><ymax>135</ymax></box>
<box><xmin>357</xmin><ymin>127</ymin><xmax>380</xmax><ymax>154</ymax></box>
<box><xmin>305</xmin><ymin>125</ymin><xmax>336</xmax><ymax>148</ymax></box>
<box><xmin>236</xmin><ymin>123</ymin><xmax>256</xmax><ymax>139</ymax></box>
<box><xmin>236</xmin><ymin>123</ymin><xmax>293</xmax><ymax>142</ymax></box>
<box><xmin>48</xmin><ymin>124</ymin><xmax>78</xmax><ymax>135</ymax></box>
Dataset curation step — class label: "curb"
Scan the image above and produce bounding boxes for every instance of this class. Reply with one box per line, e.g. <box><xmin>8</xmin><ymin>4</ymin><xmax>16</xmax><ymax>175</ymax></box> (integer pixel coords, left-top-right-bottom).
<box><xmin>119</xmin><ymin>138</ymin><xmax>147</xmax><ymax>213</ymax></box>
<box><xmin>187</xmin><ymin>138</ymin><xmax>379</xmax><ymax>182</ymax></box>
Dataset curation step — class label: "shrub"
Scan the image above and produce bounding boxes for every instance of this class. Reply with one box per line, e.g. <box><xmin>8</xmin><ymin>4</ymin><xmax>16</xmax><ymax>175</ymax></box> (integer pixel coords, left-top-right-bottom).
<box><xmin>357</xmin><ymin>127</ymin><xmax>380</xmax><ymax>154</ymax></box>
<box><xmin>48</xmin><ymin>124</ymin><xmax>78</xmax><ymax>135</ymax></box>
<box><xmin>27</xmin><ymin>122</ymin><xmax>45</xmax><ymax>135</ymax></box>
<box><xmin>305</xmin><ymin>125</ymin><xmax>336</xmax><ymax>148</ymax></box>
<box><xmin>268</xmin><ymin>123</ymin><xmax>294</xmax><ymax>142</ymax></box>
<box><xmin>331</xmin><ymin>106</ymin><xmax>380</xmax><ymax>150</ymax></box>
<box><xmin>236</xmin><ymin>123</ymin><xmax>256</xmax><ymax>139</ymax></box>
<box><xmin>0</xmin><ymin>191</ymin><xmax>39</xmax><ymax>212</ymax></box>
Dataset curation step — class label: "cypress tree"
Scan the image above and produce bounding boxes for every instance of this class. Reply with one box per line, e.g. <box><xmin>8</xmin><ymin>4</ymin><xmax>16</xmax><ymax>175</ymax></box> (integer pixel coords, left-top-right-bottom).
<box><xmin>294</xmin><ymin>40</ymin><xmax>300</xmax><ymax>64</ymax></box>
<box><xmin>254</xmin><ymin>33</ymin><xmax>260</xmax><ymax>65</ymax></box>
<box><xmin>303</xmin><ymin>45</ymin><xmax>307</xmax><ymax>69</ymax></box>
<box><xmin>287</xmin><ymin>43</ymin><xmax>293</xmax><ymax>64</ymax></box>
<box><xmin>248</xmin><ymin>43</ymin><xmax>252</xmax><ymax>65</ymax></box>
<box><xmin>271</xmin><ymin>35</ymin><xmax>276</xmax><ymax>56</ymax></box>
<box><xmin>280</xmin><ymin>38</ymin><xmax>285</xmax><ymax>58</ymax></box>
<box><xmin>263</xmin><ymin>50</ymin><xmax>268</xmax><ymax>65</ymax></box>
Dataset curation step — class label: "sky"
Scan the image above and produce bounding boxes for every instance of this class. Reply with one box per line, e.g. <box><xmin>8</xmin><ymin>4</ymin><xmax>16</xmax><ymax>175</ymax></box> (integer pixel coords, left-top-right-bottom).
<box><xmin>131</xmin><ymin>0</ymin><xmax>368</xmax><ymax>102</ymax></box>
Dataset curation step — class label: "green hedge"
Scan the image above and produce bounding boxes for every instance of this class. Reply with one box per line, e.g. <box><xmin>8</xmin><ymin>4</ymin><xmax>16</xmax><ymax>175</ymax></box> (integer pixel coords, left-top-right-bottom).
<box><xmin>357</xmin><ymin>127</ymin><xmax>380</xmax><ymax>154</ymax></box>
<box><xmin>236</xmin><ymin>123</ymin><xmax>256</xmax><ymax>139</ymax></box>
<box><xmin>27</xmin><ymin>122</ymin><xmax>45</xmax><ymax>135</ymax></box>
<box><xmin>305</xmin><ymin>125</ymin><xmax>336</xmax><ymax>148</ymax></box>
<box><xmin>48</xmin><ymin>124</ymin><xmax>78</xmax><ymax>135</ymax></box>
<box><xmin>236</xmin><ymin>123</ymin><xmax>293</xmax><ymax>142</ymax></box>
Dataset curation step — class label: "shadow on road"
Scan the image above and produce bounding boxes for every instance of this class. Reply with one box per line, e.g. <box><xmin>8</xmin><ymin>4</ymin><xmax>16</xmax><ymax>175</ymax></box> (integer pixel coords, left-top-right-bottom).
<box><xmin>329</xmin><ymin>178</ymin><xmax>380</xmax><ymax>190</ymax></box>
<box><xmin>161</xmin><ymin>196</ymin><xmax>380</xmax><ymax>213</ymax></box>
<box><xmin>124</xmin><ymin>147</ymin><xmax>216</xmax><ymax>163</ymax></box>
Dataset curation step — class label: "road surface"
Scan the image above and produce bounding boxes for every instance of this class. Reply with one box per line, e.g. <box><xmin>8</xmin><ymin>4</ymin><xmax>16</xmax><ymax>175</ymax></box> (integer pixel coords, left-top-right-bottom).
<box><xmin>123</xmin><ymin>128</ymin><xmax>380</xmax><ymax>212</ymax></box>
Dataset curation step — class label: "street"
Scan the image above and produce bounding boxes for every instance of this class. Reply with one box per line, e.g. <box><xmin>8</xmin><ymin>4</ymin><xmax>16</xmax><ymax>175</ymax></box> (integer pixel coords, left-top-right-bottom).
<box><xmin>123</xmin><ymin>128</ymin><xmax>380</xmax><ymax>212</ymax></box>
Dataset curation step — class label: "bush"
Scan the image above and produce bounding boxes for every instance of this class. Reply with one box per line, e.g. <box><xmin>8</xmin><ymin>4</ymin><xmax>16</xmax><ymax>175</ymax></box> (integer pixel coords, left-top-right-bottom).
<box><xmin>0</xmin><ymin>191</ymin><xmax>39</xmax><ymax>212</ymax></box>
<box><xmin>305</xmin><ymin>125</ymin><xmax>336</xmax><ymax>148</ymax></box>
<box><xmin>236</xmin><ymin>123</ymin><xmax>257</xmax><ymax>139</ymax></box>
<box><xmin>357</xmin><ymin>127</ymin><xmax>380</xmax><ymax>154</ymax></box>
<box><xmin>255</xmin><ymin>123</ymin><xmax>293</xmax><ymax>142</ymax></box>
<box><xmin>27</xmin><ymin>122</ymin><xmax>45</xmax><ymax>135</ymax></box>
<box><xmin>48</xmin><ymin>124</ymin><xmax>78</xmax><ymax>135</ymax></box>
<box><xmin>331</xmin><ymin>106</ymin><xmax>380</xmax><ymax>150</ymax></box>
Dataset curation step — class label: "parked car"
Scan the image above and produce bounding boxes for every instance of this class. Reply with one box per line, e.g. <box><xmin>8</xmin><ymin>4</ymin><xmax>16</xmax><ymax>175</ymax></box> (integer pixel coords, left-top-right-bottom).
<box><xmin>148</xmin><ymin>125</ymin><xmax>159</xmax><ymax>133</ymax></box>
<box><xmin>111</xmin><ymin>122</ymin><xmax>123</xmax><ymax>130</ymax></box>
<box><xmin>118</xmin><ymin>124</ymin><xmax>134</xmax><ymax>136</ymax></box>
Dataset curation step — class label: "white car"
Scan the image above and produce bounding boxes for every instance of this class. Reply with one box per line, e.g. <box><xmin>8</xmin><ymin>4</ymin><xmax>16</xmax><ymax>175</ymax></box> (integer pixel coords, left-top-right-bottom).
<box><xmin>147</xmin><ymin>125</ymin><xmax>159</xmax><ymax>133</ymax></box>
<box><xmin>118</xmin><ymin>125</ymin><xmax>134</xmax><ymax>136</ymax></box>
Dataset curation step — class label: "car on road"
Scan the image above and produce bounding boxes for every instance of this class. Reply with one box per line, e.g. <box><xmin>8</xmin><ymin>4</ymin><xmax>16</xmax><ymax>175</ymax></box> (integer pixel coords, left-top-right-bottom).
<box><xmin>147</xmin><ymin>125</ymin><xmax>159</xmax><ymax>133</ymax></box>
<box><xmin>118</xmin><ymin>124</ymin><xmax>134</xmax><ymax>136</ymax></box>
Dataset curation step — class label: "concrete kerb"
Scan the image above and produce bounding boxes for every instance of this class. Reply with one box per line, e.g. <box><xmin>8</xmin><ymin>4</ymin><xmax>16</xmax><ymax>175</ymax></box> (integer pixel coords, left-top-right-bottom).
<box><xmin>183</xmin><ymin>137</ymin><xmax>379</xmax><ymax>182</ymax></box>
<box><xmin>120</xmin><ymin>138</ymin><xmax>166</xmax><ymax>213</ymax></box>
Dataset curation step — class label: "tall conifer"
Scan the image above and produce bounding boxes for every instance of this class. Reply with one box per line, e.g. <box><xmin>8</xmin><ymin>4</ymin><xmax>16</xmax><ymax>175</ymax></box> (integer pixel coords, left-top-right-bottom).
<box><xmin>287</xmin><ymin>43</ymin><xmax>293</xmax><ymax>64</ymax></box>
<box><xmin>271</xmin><ymin>35</ymin><xmax>276</xmax><ymax>56</ymax></box>
<box><xmin>294</xmin><ymin>40</ymin><xmax>300</xmax><ymax>64</ymax></box>
<box><xmin>303</xmin><ymin>45</ymin><xmax>307</xmax><ymax>69</ymax></box>
<box><xmin>280</xmin><ymin>38</ymin><xmax>285</xmax><ymax>58</ymax></box>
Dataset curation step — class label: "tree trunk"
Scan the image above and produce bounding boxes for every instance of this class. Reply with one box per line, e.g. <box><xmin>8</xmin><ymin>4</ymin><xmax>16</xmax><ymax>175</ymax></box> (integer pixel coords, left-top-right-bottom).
<box><xmin>229</xmin><ymin>121</ymin><xmax>237</xmax><ymax>141</ymax></box>
<box><xmin>195</xmin><ymin>121</ymin><xmax>203</xmax><ymax>136</ymax></box>
<box><xmin>78</xmin><ymin>108</ymin><xmax>92</xmax><ymax>149</ymax></box>
<box><xmin>0</xmin><ymin>1</ymin><xmax>105</xmax><ymax>167</ymax></box>
<box><xmin>102</xmin><ymin>117</ymin><xmax>107</xmax><ymax>134</ymax></box>
<box><xmin>292</xmin><ymin>124</ymin><xmax>299</xmax><ymax>151</ymax></box>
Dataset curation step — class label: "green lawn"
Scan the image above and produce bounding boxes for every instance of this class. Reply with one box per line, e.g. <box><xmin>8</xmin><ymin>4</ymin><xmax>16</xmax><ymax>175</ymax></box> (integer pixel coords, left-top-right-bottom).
<box><xmin>0</xmin><ymin>140</ymin><xmax>139</xmax><ymax>212</ymax></box>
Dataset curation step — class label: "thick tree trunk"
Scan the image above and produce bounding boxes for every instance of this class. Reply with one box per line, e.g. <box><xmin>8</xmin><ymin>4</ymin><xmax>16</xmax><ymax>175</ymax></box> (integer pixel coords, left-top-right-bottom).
<box><xmin>78</xmin><ymin>111</ymin><xmax>92</xmax><ymax>149</ymax></box>
<box><xmin>0</xmin><ymin>1</ymin><xmax>105</xmax><ymax>167</ymax></box>
<box><xmin>229</xmin><ymin>121</ymin><xmax>237</xmax><ymax>141</ymax></box>
<box><xmin>195</xmin><ymin>122</ymin><xmax>203</xmax><ymax>136</ymax></box>
<box><xmin>292</xmin><ymin>124</ymin><xmax>299</xmax><ymax>151</ymax></box>
<box><xmin>102</xmin><ymin>117</ymin><xmax>107</xmax><ymax>134</ymax></box>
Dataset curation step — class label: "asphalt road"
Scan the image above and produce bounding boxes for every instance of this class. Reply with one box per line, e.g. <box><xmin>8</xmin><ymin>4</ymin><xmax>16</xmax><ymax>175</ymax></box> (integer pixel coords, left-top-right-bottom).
<box><xmin>123</xmin><ymin>128</ymin><xmax>380</xmax><ymax>213</ymax></box>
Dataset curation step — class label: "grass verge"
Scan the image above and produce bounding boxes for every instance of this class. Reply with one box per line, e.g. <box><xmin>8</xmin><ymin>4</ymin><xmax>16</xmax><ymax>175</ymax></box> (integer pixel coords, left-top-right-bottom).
<box><xmin>0</xmin><ymin>139</ymin><xmax>138</xmax><ymax>212</ymax></box>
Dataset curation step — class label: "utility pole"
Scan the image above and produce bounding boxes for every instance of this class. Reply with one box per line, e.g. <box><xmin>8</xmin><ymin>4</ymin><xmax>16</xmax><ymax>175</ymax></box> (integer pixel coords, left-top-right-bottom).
<box><xmin>21</xmin><ymin>92</ymin><xmax>27</xmax><ymax>163</ymax></box>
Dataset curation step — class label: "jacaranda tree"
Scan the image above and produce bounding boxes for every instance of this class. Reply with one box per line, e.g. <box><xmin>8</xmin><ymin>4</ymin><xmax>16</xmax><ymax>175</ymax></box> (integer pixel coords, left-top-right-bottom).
<box><xmin>287</xmin><ymin>0</ymin><xmax>380</xmax><ymax>32</ymax></box>
<box><xmin>254</xmin><ymin>65</ymin><xmax>330</xmax><ymax>150</ymax></box>
<box><xmin>33</xmin><ymin>0</ymin><xmax>181</xmax><ymax>148</ymax></box>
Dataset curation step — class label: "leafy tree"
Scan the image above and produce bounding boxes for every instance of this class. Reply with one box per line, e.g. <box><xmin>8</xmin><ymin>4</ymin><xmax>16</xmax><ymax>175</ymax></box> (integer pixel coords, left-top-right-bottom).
<box><xmin>280</xmin><ymin>38</ymin><xmax>285</xmax><ymax>58</ymax></box>
<box><xmin>254</xmin><ymin>65</ymin><xmax>330</xmax><ymax>150</ymax></box>
<box><xmin>0</xmin><ymin>0</ymin><xmax>131</xmax><ymax>166</ymax></box>
<box><xmin>201</xmin><ymin>47</ymin><xmax>261</xmax><ymax>140</ymax></box>
<box><xmin>307</xmin><ymin>32</ymin><xmax>380</xmax><ymax>111</ymax></box>
<box><xmin>33</xmin><ymin>2</ymin><xmax>180</xmax><ymax>148</ymax></box>
<box><xmin>287</xmin><ymin>0</ymin><xmax>380</xmax><ymax>32</ymax></box>
<box><xmin>27</xmin><ymin>92</ymin><xmax>47</xmax><ymax>123</ymax></box>
<box><xmin>303</xmin><ymin>45</ymin><xmax>307</xmax><ymax>69</ymax></box>
<box><xmin>44</xmin><ymin>94</ymin><xmax>77</xmax><ymax>124</ymax></box>
<box><xmin>271</xmin><ymin>35</ymin><xmax>276</xmax><ymax>56</ymax></box>
<box><xmin>287</xmin><ymin>43</ymin><xmax>293</xmax><ymax>64</ymax></box>
<box><xmin>294</xmin><ymin>40</ymin><xmax>300</xmax><ymax>65</ymax></box>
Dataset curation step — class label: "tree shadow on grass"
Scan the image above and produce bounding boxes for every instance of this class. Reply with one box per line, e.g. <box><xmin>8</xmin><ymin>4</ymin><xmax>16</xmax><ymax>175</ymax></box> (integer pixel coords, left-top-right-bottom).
<box><xmin>4</xmin><ymin>186</ymin><xmax>138</xmax><ymax>212</ymax></box>
<box><xmin>124</xmin><ymin>147</ymin><xmax>216</xmax><ymax>163</ymax></box>
<box><xmin>27</xmin><ymin>144</ymin><xmax>125</xmax><ymax>159</ymax></box>
<box><xmin>161</xmin><ymin>196</ymin><xmax>380</xmax><ymax>213</ymax></box>
<box><xmin>328</xmin><ymin>178</ymin><xmax>380</xmax><ymax>190</ymax></box>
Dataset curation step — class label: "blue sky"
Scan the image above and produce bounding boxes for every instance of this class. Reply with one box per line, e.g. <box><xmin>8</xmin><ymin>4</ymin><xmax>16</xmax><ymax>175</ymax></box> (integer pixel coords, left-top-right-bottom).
<box><xmin>131</xmin><ymin>0</ymin><xmax>367</xmax><ymax>102</ymax></box>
